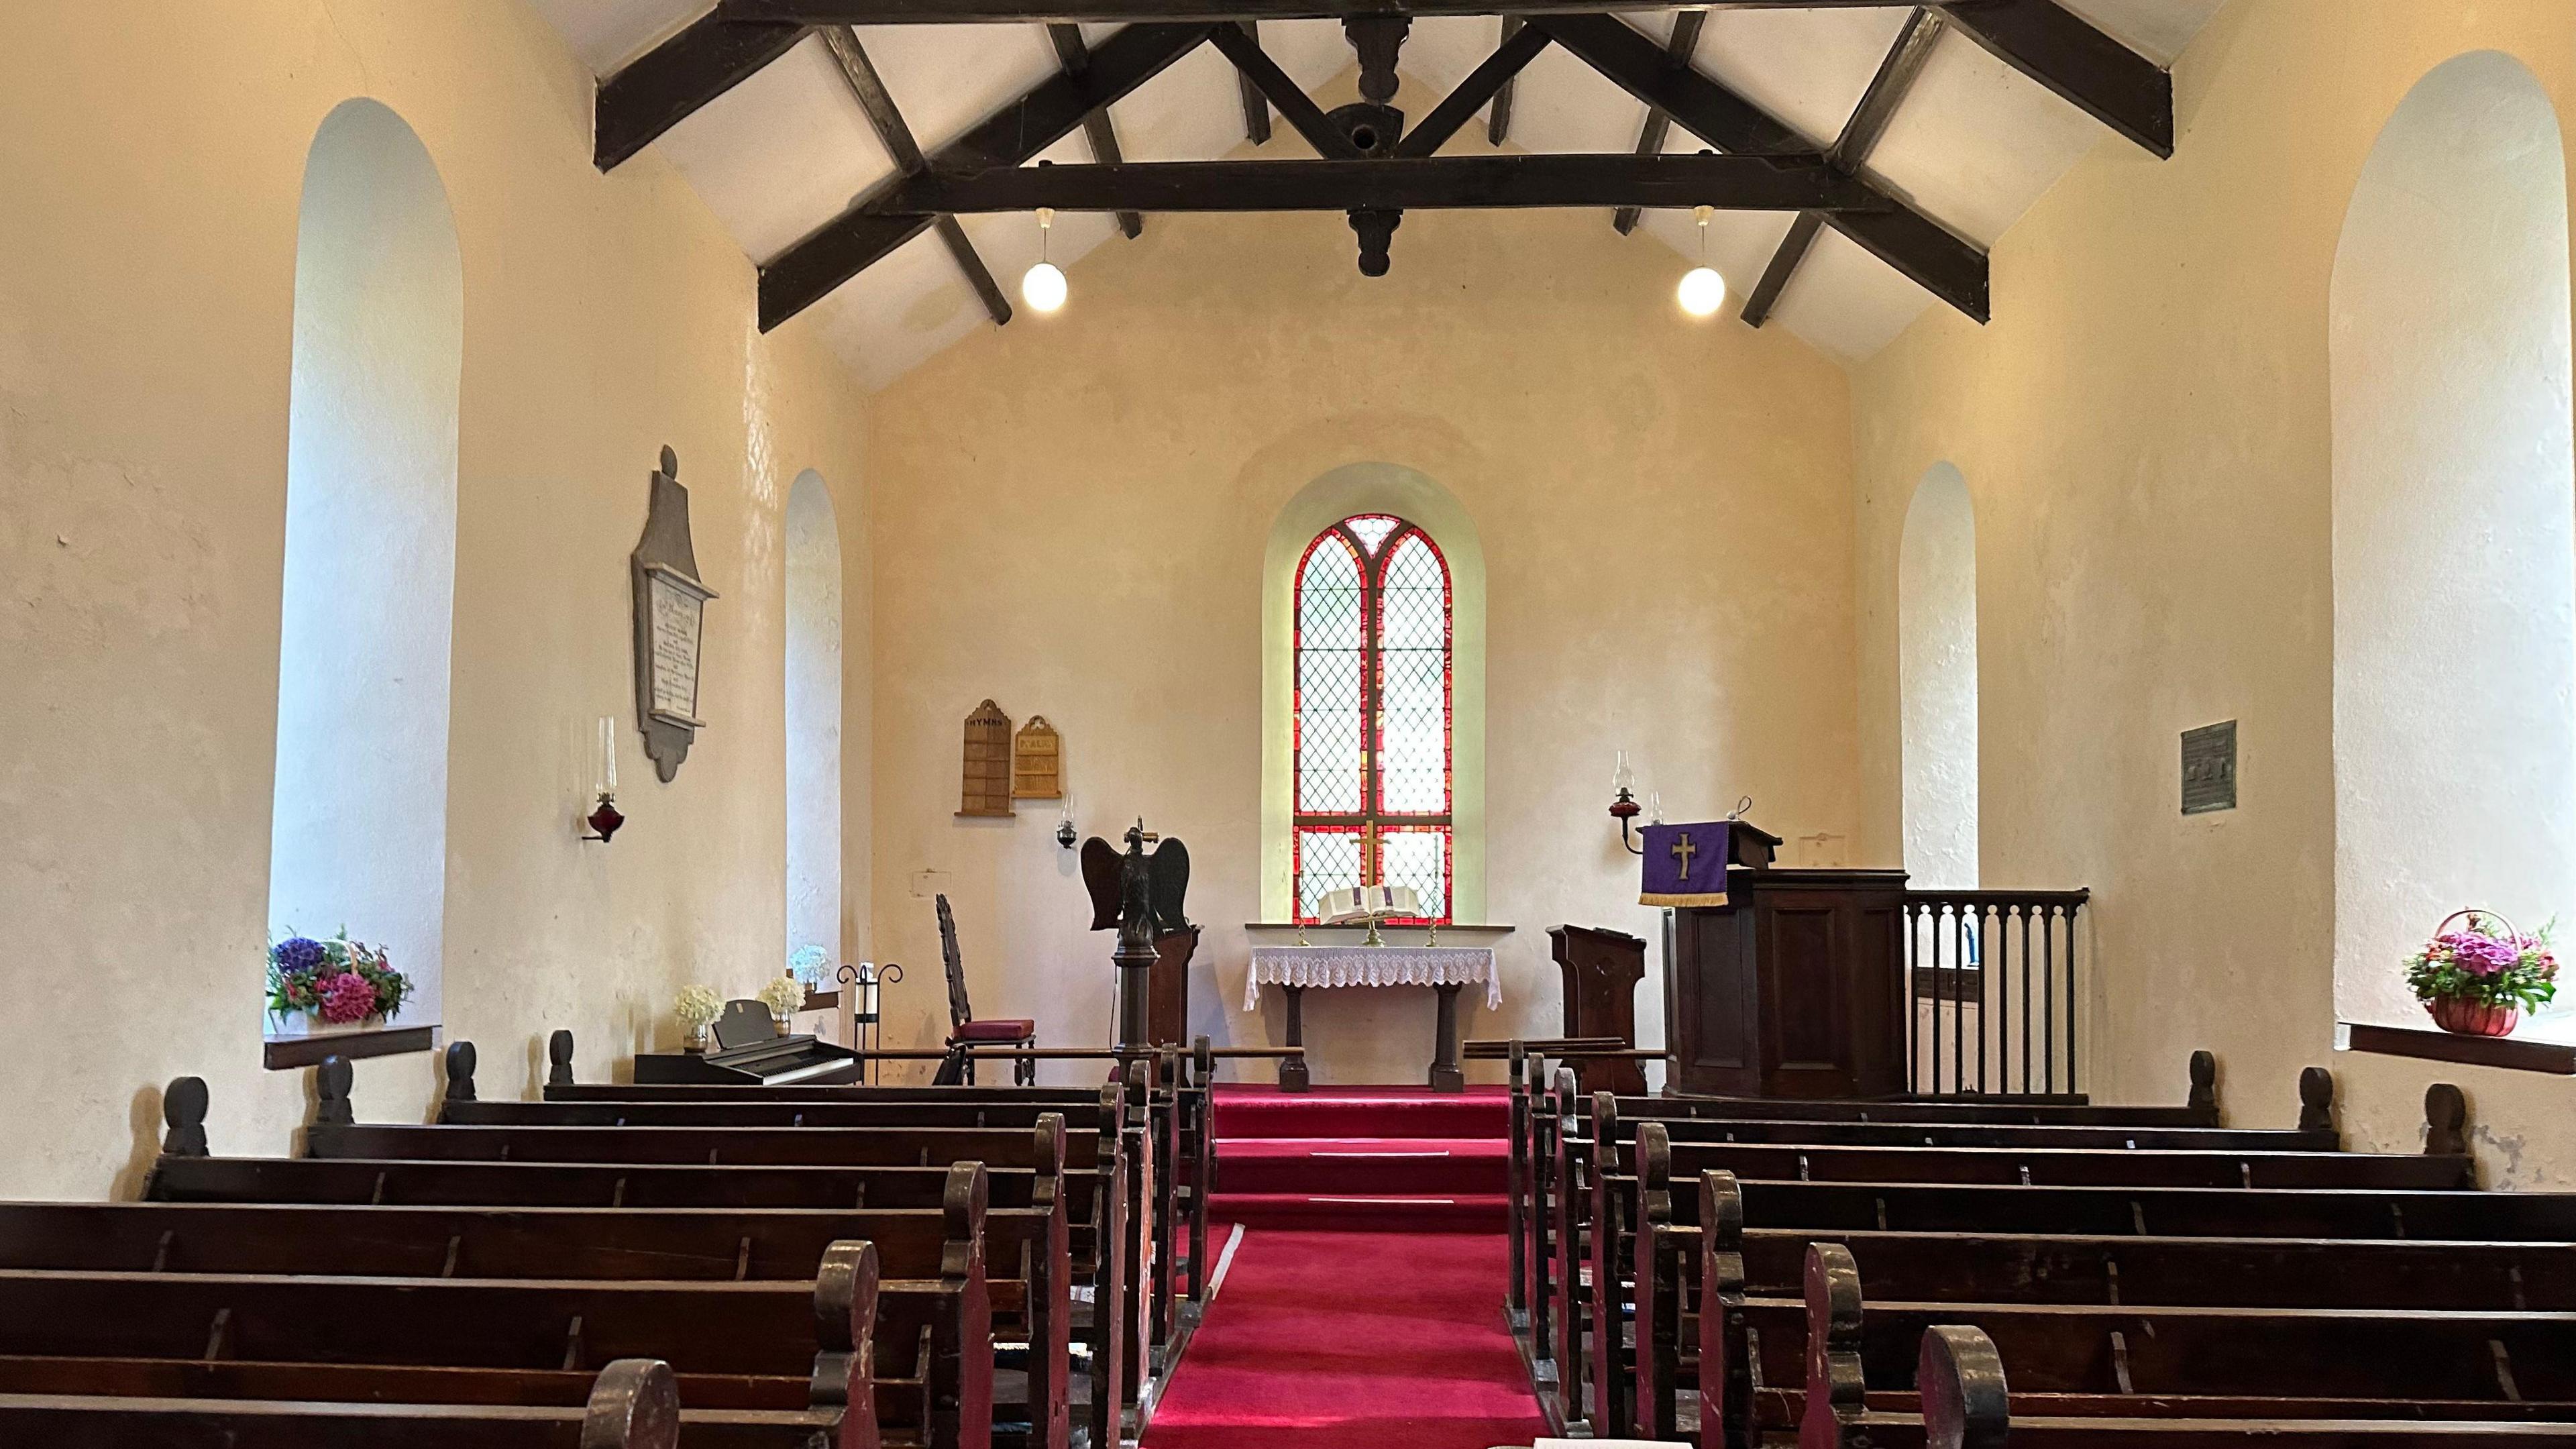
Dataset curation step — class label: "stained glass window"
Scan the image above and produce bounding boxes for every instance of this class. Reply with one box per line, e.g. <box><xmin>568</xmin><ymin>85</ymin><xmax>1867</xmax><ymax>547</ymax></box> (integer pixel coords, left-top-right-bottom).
<box><xmin>1293</xmin><ymin>515</ymin><xmax>1453</xmax><ymax>923</ymax></box>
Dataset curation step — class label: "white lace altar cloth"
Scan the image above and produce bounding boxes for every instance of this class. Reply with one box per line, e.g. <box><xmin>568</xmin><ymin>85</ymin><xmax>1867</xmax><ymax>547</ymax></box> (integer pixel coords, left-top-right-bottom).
<box><xmin>1243</xmin><ymin>945</ymin><xmax>1502</xmax><ymax>1012</ymax></box>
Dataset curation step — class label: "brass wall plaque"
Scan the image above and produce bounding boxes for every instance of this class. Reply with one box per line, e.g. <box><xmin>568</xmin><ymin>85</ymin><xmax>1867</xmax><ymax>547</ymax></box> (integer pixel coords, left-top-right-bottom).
<box><xmin>2182</xmin><ymin>720</ymin><xmax>2237</xmax><ymax>815</ymax></box>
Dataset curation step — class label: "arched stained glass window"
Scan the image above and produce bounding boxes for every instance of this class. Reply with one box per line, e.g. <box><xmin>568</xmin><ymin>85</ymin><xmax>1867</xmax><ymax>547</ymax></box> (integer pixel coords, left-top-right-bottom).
<box><xmin>1293</xmin><ymin>515</ymin><xmax>1452</xmax><ymax>923</ymax></box>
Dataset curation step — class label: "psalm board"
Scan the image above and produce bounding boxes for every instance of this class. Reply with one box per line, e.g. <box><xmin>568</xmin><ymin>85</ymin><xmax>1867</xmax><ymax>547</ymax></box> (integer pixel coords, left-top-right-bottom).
<box><xmin>1012</xmin><ymin>716</ymin><xmax>1063</xmax><ymax>800</ymax></box>
<box><xmin>631</xmin><ymin>446</ymin><xmax>719</xmax><ymax>781</ymax></box>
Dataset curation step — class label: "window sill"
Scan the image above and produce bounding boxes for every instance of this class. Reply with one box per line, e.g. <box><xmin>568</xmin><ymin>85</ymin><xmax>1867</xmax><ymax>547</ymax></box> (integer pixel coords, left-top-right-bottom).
<box><xmin>2339</xmin><ymin>1020</ymin><xmax>2576</xmax><ymax>1075</ymax></box>
<box><xmin>262</xmin><ymin>1024</ymin><xmax>441</xmax><ymax>1071</ymax></box>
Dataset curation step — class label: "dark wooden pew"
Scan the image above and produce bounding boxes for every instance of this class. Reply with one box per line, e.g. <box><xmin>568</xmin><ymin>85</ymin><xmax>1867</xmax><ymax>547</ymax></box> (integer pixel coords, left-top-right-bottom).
<box><xmin>152</xmin><ymin>1075</ymin><xmax>1069</xmax><ymax>1449</ymax></box>
<box><xmin>0</xmin><ymin>1193</ymin><xmax>1067</xmax><ymax>1449</ymax></box>
<box><xmin>0</xmin><ymin>1240</ymin><xmax>892</xmax><ymax>1448</ymax></box>
<box><xmin>1505</xmin><ymin>1050</ymin><xmax>2270</xmax><ymax>1372</ymax></box>
<box><xmin>1779</xmin><ymin>1242</ymin><xmax>2576</xmax><ymax>1449</ymax></box>
<box><xmin>508</xmin><ymin>1037</ymin><xmax>1183</xmax><ymax>1435</ymax></box>
<box><xmin>0</xmin><ymin>1356</ymin><xmax>855</xmax><ymax>1449</ymax></box>
<box><xmin>1630</xmin><ymin>1155</ymin><xmax>2576</xmax><ymax>1442</ymax></box>
<box><xmin>1833</xmin><ymin>1326</ymin><xmax>2576</xmax><ymax>1449</ymax></box>
<box><xmin>1543</xmin><ymin>1070</ymin><xmax>2444</xmax><ymax>1437</ymax></box>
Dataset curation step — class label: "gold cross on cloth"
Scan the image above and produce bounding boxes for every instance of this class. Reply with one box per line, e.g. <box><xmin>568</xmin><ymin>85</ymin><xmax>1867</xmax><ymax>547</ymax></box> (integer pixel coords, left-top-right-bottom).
<box><xmin>1671</xmin><ymin>832</ymin><xmax>1697</xmax><ymax>879</ymax></box>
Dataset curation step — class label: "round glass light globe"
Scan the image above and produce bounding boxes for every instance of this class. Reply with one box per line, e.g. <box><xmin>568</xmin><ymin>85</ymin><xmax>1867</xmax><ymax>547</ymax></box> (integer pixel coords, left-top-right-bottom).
<box><xmin>1677</xmin><ymin>266</ymin><xmax>1727</xmax><ymax>318</ymax></box>
<box><xmin>1021</xmin><ymin>261</ymin><xmax>1068</xmax><ymax>313</ymax></box>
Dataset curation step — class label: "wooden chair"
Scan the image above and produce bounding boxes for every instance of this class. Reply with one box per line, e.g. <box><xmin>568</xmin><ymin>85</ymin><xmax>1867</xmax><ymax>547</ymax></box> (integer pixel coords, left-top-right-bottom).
<box><xmin>934</xmin><ymin>894</ymin><xmax>1035</xmax><ymax>1085</ymax></box>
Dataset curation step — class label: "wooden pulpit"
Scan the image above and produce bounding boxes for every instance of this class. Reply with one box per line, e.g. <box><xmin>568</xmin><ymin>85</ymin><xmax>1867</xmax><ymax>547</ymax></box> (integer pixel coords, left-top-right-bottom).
<box><xmin>1668</xmin><ymin>868</ymin><xmax>1909</xmax><ymax>1098</ymax></box>
<box><xmin>1549</xmin><ymin>924</ymin><xmax>1647</xmax><ymax>1095</ymax></box>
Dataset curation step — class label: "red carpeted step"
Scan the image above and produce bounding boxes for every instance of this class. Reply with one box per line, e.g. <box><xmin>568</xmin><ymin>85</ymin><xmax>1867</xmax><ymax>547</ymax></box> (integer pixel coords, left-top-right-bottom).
<box><xmin>1212</xmin><ymin>1136</ymin><xmax>1507</xmax><ymax>1196</ymax></box>
<box><xmin>1204</xmin><ymin>1191</ymin><xmax>1510</xmax><ymax>1233</ymax></box>
<box><xmin>1210</xmin><ymin>1085</ymin><xmax>1509</xmax><ymax>1140</ymax></box>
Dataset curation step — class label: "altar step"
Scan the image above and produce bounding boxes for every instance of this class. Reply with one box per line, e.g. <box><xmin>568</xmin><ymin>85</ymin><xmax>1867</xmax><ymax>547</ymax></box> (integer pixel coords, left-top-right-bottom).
<box><xmin>1205</xmin><ymin>1086</ymin><xmax>1510</xmax><ymax>1232</ymax></box>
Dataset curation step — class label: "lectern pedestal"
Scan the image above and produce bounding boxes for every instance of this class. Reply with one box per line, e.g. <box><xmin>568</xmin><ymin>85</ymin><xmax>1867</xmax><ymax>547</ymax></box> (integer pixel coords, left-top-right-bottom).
<box><xmin>1668</xmin><ymin>869</ymin><xmax>1909</xmax><ymax>1098</ymax></box>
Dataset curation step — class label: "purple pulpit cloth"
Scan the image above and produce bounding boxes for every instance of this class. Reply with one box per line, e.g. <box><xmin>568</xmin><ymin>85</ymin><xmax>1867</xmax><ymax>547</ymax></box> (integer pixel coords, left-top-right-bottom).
<box><xmin>1640</xmin><ymin>821</ymin><xmax>1735</xmax><ymax>907</ymax></box>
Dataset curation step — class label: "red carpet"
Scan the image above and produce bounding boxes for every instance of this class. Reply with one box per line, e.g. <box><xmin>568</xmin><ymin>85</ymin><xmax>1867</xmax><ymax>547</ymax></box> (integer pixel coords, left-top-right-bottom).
<box><xmin>1207</xmin><ymin>1086</ymin><xmax>1510</xmax><ymax>1232</ymax></box>
<box><xmin>1140</xmin><ymin>1228</ymin><xmax>1546</xmax><ymax>1449</ymax></box>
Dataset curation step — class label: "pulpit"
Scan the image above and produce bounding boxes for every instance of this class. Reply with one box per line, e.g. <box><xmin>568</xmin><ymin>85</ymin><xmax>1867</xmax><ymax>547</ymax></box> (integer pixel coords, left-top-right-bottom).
<box><xmin>1667</xmin><ymin>867</ymin><xmax>1910</xmax><ymax>1098</ymax></box>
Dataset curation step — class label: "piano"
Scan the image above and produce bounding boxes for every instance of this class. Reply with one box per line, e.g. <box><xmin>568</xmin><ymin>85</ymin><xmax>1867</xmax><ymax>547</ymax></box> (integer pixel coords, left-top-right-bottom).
<box><xmin>633</xmin><ymin>999</ymin><xmax>864</xmax><ymax>1085</ymax></box>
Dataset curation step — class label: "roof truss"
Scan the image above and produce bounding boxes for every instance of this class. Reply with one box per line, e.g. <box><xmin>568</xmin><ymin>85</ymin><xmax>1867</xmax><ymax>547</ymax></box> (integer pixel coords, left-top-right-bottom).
<box><xmin>592</xmin><ymin>3</ymin><xmax>2174</xmax><ymax>335</ymax></box>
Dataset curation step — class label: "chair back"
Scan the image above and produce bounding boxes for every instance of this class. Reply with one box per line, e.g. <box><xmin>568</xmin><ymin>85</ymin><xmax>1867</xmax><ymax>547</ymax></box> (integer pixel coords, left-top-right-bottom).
<box><xmin>936</xmin><ymin>894</ymin><xmax>973</xmax><ymax>1030</ymax></box>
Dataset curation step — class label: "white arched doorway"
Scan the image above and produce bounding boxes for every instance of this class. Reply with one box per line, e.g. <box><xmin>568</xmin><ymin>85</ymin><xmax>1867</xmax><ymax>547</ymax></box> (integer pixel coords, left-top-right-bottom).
<box><xmin>2330</xmin><ymin>52</ymin><xmax>2575</xmax><ymax>1033</ymax></box>
<box><xmin>265</xmin><ymin>99</ymin><xmax>462</xmax><ymax>1037</ymax></box>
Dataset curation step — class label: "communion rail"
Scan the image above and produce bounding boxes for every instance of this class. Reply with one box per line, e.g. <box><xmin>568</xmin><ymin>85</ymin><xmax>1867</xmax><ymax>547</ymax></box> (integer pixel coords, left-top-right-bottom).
<box><xmin>1903</xmin><ymin>889</ymin><xmax>2091</xmax><ymax>1099</ymax></box>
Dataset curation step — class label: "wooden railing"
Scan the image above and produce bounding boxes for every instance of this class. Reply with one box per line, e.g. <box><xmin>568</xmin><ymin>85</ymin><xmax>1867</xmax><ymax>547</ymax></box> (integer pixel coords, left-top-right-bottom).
<box><xmin>1902</xmin><ymin>890</ymin><xmax>2090</xmax><ymax>1098</ymax></box>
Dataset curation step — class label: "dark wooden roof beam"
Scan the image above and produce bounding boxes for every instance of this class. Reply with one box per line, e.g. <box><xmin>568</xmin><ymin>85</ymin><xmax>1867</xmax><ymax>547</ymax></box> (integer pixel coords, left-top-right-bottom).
<box><xmin>820</xmin><ymin>26</ymin><xmax>1014</xmax><ymax>325</ymax></box>
<box><xmin>1743</xmin><ymin>5</ymin><xmax>1943</xmax><ymax>326</ymax></box>
<box><xmin>1208</xmin><ymin>22</ymin><xmax>1358</xmax><ymax>157</ymax></box>
<box><xmin>1234</xmin><ymin>22</ymin><xmax>1275</xmax><ymax>142</ymax></box>
<box><xmin>596</xmin><ymin>13</ymin><xmax>812</xmax><ymax>170</ymax></box>
<box><xmin>759</xmin><ymin>21</ymin><xmax>1214</xmax><ymax>330</ymax></box>
<box><xmin>1047</xmin><ymin>24</ymin><xmax>1147</xmax><ymax>237</ymax></box>
<box><xmin>1397</xmin><ymin>20</ymin><xmax>1551</xmax><ymax>157</ymax></box>
<box><xmin>727</xmin><ymin>1</ymin><xmax>1970</xmax><ymax>21</ymax></box>
<box><xmin>1486</xmin><ymin>18</ymin><xmax>1525</xmax><ymax>145</ymax></box>
<box><xmin>1941</xmin><ymin>0</ymin><xmax>2172</xmax><ymax>158</ymax></box>
<box><xmin>876</xmin><ymin>152</ymin><xmax>1901</xmax><ymax>213</ymax></box>
<box><xmin>1532</xmin><ymin>11</ymin><xmax>1987</xmax><ymax>323</ymax></box>
<box><xmin>1610</xmin><ymin>11</ymin><xmax>1705</xmax><ymax>235</ymax></box>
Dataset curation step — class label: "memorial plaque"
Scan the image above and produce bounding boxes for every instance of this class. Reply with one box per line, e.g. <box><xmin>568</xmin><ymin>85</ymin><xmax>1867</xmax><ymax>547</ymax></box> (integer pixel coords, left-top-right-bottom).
<box><xmin>630</xmin><ymin>447</ymin><xmax>719</xmax><ymax>782</ymax></box>
<box><xmin>2182</xmin><ymin>719</ymin><xmax>2237</xmax><ymax>814</ymax></box>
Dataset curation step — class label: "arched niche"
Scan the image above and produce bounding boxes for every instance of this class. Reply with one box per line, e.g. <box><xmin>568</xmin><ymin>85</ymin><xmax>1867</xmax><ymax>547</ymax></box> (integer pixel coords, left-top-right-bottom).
<box><xmin>1260</xmin><ymin>463</ymin><xmax>1487</xmax><ymax>924</ymax></box>
<box><xmin>266</xmin><ymin>99</ymin><xmax>463</xmax><ymax>1035</ymax></box>
<box><xmin>1898</xmin><ymin>462</ymin><xmax>1978</xmax><ymax>890</ymax></box>
<box><xmin>786</xmin><ymin>469</ymin><xmax>845</xmax><ymax>961</ymax></box>
<box><xmin>2329</xmin><ymin>52</ymin><xmax>2576</xmax><ymax>1030</ymax></box>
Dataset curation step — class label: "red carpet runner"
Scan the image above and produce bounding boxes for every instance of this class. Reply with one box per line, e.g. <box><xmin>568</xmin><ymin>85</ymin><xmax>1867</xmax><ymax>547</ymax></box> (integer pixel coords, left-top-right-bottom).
<box><xmin>1142</xmin><ymin>1087</ymin><xmax>1544</xmax><ymax>1448</ymax></box>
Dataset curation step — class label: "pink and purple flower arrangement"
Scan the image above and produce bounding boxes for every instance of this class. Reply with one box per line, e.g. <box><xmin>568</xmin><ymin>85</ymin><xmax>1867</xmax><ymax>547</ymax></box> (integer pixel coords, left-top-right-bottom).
<box><xmin>266</xmin><ymin>931</ymin><xmax>415</xmax><ymax>1028</ymax></box>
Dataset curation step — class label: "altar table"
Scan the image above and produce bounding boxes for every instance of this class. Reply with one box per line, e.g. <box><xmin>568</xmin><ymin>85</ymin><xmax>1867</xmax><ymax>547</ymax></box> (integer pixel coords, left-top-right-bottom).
<box><xmin>1244</xmin><ymin>945</ymin><xmax>1501</xmax><ymax>1091</ymax></box>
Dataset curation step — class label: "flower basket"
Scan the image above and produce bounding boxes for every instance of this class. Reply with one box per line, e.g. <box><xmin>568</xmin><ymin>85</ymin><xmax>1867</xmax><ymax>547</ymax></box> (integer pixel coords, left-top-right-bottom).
<box><xmin>2406</xmin><ymin>910</ymin><xmax>2557</xmax><ymax>1038</ymax></box>
<box><xmin>2427</xmin><ymin>996</ymin><xmax>2520</xmax><ymax>1037</ymax></box>
<box><xmin>266</xmin><ymin>932</ymin><xmax>414</xmax><ymax>1038</ymax></box>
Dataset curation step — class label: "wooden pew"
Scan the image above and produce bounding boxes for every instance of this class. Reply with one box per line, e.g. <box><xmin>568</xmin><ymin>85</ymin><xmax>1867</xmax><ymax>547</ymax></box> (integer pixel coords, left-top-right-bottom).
<box><xmin>0</xmin><ymin>1238</ymin><xmax>891</xmax><ymax>1448</ymax></box>
<box><xmin>1782</xmin><ymin>1242</ymin><xmax>2576</xmax><ymax>1448</ymax></box>
<box><xmin>526</xmin><ymin>1036</ymin><xmax>1179</xmax><ymax>1442</ymax></box>
<box><xmin>1837</xmin><ymin>1326</ymin><xmax>2576</xmax><ymax>1449</ymax></box>
<box><xmin>0</xmin><ymin>1356</ymin><xmax>855</xmax><ymax>1449</ymax></box>
<box><xmin>1635</xmin><ymin>1152</ymin><xmax>2576</xmax><ymax>1443</ymax></box>
<box><xmin>152</xmin><ymin>1073</ymin><xmax>1057</xmax><ymax>1449</ymax></box>
<box><xmin>1548</xmin><ymin>1072</ymin><xmax>2446</xmax><ymax>1438</ymax></box>
<box><xmin>1503</xmin><ymin>1049</ymin><xmax>2258</xmax><ymax>1369</ymax></box>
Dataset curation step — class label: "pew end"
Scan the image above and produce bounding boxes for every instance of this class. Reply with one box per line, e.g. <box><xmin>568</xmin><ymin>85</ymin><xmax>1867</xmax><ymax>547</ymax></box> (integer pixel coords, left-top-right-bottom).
<box><xmin>1915</xmin><ymin>1327</ymin><xmax>2006</xmax><ymax>1449</ymax></box>
<box><xmin>584</xmin><ymin>1358</ymin><xmax>681</xmax><ymax>1449</ymax></box>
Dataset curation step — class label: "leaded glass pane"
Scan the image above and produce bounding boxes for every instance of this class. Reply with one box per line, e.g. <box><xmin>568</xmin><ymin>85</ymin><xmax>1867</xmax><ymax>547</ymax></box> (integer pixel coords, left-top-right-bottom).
<box><xmin>1377</xmin><ymin>533</ymin><xmax>1449</xmax><ymax>814</ymax></box>
<box><xmin>1295</xmin><ymin>828</ymin><xmax>1364</xmax><ymax>922</ymax></box>
<box><xmin>1296</xmin><ymin>535</ymin><xmax>1364</xmax><ymax>814</ymax></box>
<box><xmin>1346</xmin><ymin>515</ymin><xmax>1401</xmax><ymax>556</ymax></box>
<box><xmin>1379</xmin><ymin>826</ymin><xmax>1449</xmax><ymax>921</ymax></box>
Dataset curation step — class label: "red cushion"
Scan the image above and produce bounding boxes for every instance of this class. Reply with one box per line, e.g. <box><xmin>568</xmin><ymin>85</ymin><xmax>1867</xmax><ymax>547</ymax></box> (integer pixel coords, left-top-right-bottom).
<box><xmin>954</xmin><ymin>1018</ymin><xmax>1036</xmax><ymax>1042</ymax></box>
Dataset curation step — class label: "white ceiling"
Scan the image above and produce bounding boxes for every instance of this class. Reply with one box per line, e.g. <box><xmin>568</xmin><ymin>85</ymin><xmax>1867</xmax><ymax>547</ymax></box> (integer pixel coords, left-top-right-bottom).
<box><xmin>532</xmin><ymin>1</ymin><xmax>2225</xmax><ymax>390</ymax></box>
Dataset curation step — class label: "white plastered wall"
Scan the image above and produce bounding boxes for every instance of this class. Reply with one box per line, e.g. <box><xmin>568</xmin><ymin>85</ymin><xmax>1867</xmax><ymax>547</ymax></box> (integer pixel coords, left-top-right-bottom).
<box><xmin>0</xmin><ymin>0</ymin><xmax>870</xmax><ymax>1199</ymax></box>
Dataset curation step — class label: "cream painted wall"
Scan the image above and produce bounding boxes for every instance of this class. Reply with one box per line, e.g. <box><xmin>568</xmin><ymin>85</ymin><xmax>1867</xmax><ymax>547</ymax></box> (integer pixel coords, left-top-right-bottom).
<box><xmin>863</xmin><ymin>89</ymin><xmax>1862</xmax><ymax>1086</ymax></box>
<box><xmin>1852</xmin><ymin>0</ymin><xmax>2576</xmax><ymax>1185</ymax></box>
<box><xmin>0</xmin><ymin>0</ymin><xmax>870</xmax><ymax>1198</ymax></box>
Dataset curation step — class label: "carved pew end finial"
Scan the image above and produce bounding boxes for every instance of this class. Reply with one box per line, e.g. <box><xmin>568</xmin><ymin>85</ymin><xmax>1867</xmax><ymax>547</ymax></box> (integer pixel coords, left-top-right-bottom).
<box><xmin>581</xmin><ymin>1358</ymin><xmax>680</xmax><ymax>1449</ymax></box>
<box><xmin>1918</xmin><ymin>1325</ymin><xmax>2010</xmax><ymax>1449</ymax></box>
<box><xmin>160</xmin><ymin>1076</ymin><xmax>211</xmax><ymax>1158</ymax></box>
<box><xmin>443</xmin><ymin>1040</ymin><xmax>478</xmax><ymax>1106</ymax></box>
<box><xmin>315</xmin><ymin>1055</ymin><xmax>356</xmax><ymax>1126</ymax></box>
<box><xmin>2425</xmin><ymin>1081</ymin><xmax>2470</xmax><ymax>1161</ymax></box>
<box><xmin>549</xmin><ymin>1029</ymin><xmax>576</xmax><ymax>1089</ymax></box>
<box><xmin>2186</xmin><ymin>1049</ymin><xmax>2218</xmax><ymax>1116</ymax></box>
<box><xmin>2298</xmin><ymin>1065</ymin><xmax>2336</xmax><ymax>1134</ymax></box>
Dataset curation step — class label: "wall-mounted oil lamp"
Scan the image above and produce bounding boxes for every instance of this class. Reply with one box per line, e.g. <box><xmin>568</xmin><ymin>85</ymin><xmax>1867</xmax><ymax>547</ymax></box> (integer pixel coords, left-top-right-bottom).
<box><xmin>1057</xmin><ymin>792</ymin><xmax>1078</xmax><ymax>850</ymax></box>
<box><xmin>1609</xmin><ymin>750</ymin><xmax>1644</xmax><ymax>855</ymax></box>
<box><xmin>581</xmin><ymin>715</ymin><xmax>626</xmax><ymax>844</ymax></box>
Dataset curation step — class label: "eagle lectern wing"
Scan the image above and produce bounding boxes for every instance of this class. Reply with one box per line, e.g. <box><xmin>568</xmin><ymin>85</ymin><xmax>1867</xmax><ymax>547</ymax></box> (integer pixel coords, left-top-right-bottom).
<box><xmin>1081</xmin><ymin>837</ymin><xmax>1123</xmax><ymax>931</ymax></box>
<box><xmin>1149</xmin><ymin>838</ymin><xmax>1191</xmax><ymax>934</ymax></box>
